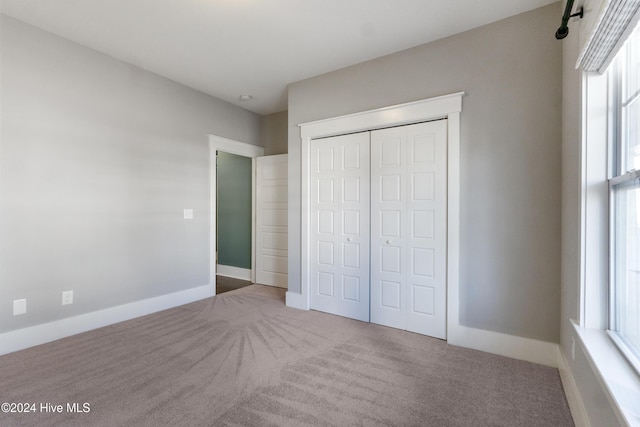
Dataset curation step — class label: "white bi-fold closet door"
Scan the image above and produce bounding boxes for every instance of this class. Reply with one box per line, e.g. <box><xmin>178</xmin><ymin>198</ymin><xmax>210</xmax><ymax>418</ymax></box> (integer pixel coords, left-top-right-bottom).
<box><xmin>310</xmin><ymin>120</ymin><xmax>447</xmax><ymax>339</ymax></box>
<box><xmin>310</xmin><ymin>132</ymin><xmax>371</xmax><ymax>322</ymax></box>
<box><xmin>370</xmin><ymin>120</ymin><xmax>447</xmax><ymax>338</ymax></box>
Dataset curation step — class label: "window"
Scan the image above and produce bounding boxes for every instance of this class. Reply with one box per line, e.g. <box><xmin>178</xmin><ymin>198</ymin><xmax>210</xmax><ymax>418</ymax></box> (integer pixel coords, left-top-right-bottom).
<box><xmin>610</xmin><ymin>25</ymin><xmax>640</xmax><ymax>372</ymax></box>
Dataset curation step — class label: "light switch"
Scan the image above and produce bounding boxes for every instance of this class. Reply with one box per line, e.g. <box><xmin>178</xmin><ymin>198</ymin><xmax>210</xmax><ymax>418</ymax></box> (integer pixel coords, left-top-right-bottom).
<box><xmin>62</xmin><ymin>290</ymin><xmax>73</xmax><ymax>305</ymax></box>
<box><xmin>13</xmin><ymin>299</ymin><xmax>27</xmax><ymax>316</ymax></box>
<box><xmin>183</xmin><ymin>209</ymin><xmax>194</xmax><ymax>219</ymax></box>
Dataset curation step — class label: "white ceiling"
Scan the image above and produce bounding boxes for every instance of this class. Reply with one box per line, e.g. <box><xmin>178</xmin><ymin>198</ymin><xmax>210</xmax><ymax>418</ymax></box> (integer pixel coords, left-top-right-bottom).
<box><xmin>0</xmin><ymin>0</ymin><xmax>558</xmax><ymax>115</ymax></box>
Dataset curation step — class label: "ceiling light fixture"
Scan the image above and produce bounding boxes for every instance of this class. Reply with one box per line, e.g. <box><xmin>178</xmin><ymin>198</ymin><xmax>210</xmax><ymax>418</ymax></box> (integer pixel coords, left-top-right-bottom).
<box><xmin>239</xmin><ymin>94</ymin><xmax>253</xmax><ymax>102</ymax></box>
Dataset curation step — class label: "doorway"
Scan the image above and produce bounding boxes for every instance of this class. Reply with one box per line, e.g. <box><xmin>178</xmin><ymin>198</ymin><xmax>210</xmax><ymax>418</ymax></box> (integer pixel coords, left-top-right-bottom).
<box><xmin>216</xmin><ymin>151</ymin><xmax>253</xmax><ymax>280</ymax></box>
<box><xmin>309</xmin><ymin>120</ymin><xmax>448</xmax><ymax>338</ymax></box>
<box><xmin>209</xmin><ymin>135</ymin><xmax>264</xmax><ymax>295</ymax></box>
<box><xmin>295</xmin><ymin>92</ymin><xmax>464</xmax><ymax>341</ymax></box>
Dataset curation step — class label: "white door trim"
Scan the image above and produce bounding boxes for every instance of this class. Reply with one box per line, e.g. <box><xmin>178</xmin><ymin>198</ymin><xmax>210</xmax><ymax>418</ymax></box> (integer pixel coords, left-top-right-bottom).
<box><xmin>209</xmin><ymin>135</ymin><xmax>264</xmax><ymax>295</ymax></box>
<box><xmin>291</xmin><ymin>92</ymin><xmax>464</xmax><ymax>341</ymax></box>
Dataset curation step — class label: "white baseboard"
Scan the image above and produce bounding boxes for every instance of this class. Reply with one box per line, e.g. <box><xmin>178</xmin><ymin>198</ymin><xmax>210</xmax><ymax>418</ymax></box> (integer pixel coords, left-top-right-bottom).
<box><xmin>0</xmin><ymin>284</ymin><xmax>214</xmax><ymax>356</ymax></box>
<box><xmin>285</xmin><ymin>291</ymin><xmax>307</xmax><ymax>310</ymax></box>
<box><xmin>448</xmin><ymin>324</ymin><xmax>560</xmax><ymax>367</ymax></box>
<box><xmin>557</xmin><ymin>347</ymin><xmax>590</xmax><ymax>427</ymax></box>
<box><xmin>217</xmin><ymin>265</ymin><xmax>251</xmax><ymax>281</ymax></box>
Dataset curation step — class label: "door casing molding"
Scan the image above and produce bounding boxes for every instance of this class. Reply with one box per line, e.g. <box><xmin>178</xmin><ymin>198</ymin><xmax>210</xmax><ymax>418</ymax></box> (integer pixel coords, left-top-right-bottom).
<box><xmin>209</xmin><ymin>135</ymin><xmax>264</xmax><ymax>294</ymax></box>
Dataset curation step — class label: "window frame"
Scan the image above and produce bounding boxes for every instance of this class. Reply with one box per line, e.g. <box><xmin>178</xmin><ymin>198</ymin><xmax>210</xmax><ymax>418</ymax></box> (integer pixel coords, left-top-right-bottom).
<box><xmin>607</xmin><ymin>28</ymin><xmax>640</xmax><ymax>376</ymax></box>
<box><xmin>574</xmin><ymin>18</ymin><xmax>640</xmax><ymax>427</ymax></box>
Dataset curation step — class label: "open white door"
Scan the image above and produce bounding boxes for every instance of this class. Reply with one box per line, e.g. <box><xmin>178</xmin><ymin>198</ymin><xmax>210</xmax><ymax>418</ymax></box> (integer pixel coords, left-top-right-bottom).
<box><xmin>255</xmin><ymin>154</ymin><xmax>288</xmax><ymax>288</ymax></box>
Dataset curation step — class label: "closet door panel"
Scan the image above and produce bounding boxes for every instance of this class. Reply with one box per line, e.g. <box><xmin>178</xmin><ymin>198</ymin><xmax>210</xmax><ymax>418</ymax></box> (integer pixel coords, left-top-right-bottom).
<box><xmin>310</xmin><ymin>132</ymin><xmax>370</xmax><ymax>322</ymax></box>
<box><xmin>309</xmin><ymin>120</ymin><xmax>446</xmax><ymax>339</ymax></box>
<box><xmin>371</xmin><ymin>120</ymin><xmax>447</xmax><ymax>338</ymax></box>
<box><xmin>405</xmin><ymin>120</ymin><xmax>447</xmax><ymax>338</ymax></box>
<box><xmin>371</xmin><ymin>128</ymin><xmax>406</xmax><ymax>330</ymax></box>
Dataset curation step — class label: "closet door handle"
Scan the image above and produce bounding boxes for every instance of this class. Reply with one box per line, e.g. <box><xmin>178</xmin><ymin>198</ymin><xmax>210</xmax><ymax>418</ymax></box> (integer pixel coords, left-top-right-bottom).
<box><xmin>346</xmin><ymin>237</ymin><xmax>352</xmax><ymax>242</ymax></box>
<box><xmin>386</xmin><ymin>240</ymin><xmax>392</xmax><ymax>245</ymax></box>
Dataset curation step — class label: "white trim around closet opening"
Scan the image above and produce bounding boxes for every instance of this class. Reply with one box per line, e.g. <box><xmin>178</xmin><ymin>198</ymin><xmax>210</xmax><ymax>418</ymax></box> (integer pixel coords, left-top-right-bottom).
<box><xmin>289</xmin><ymin>92</ymin><xmax>464</xmax><ymax>340</ymax></box>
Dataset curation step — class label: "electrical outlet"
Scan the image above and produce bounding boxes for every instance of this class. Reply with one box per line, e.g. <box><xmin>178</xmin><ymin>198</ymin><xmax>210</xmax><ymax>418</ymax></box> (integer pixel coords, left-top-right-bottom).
<box><xmin>571</xmin><ymin>337</ymin><xmax>576</xmax><ymax>361</ymax></box>
<box><xmin>13</xmin><ymin>299</ymin><xmax>27</xmax><ymax>315</ymax></box>
<box><xmin>62</xmin><ymin>290</ymin><xmax>73</xmax><ymax>305</ymax></box>
<box><xmin>183</xmin><ymin>209</ymin><xmax>194</xmax><ymax>219</ymax></box>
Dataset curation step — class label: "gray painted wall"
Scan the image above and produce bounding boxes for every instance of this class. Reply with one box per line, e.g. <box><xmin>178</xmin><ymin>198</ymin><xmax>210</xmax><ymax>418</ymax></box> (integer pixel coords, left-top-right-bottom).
<box><xmin>0</xmin><ymin>16</ymin><xmax>262</xmax><ymax>333</ymax></box>
<box><xmin>261</xmin><ymin>110</ymin><xmax>288</xmax><ymax>155</ymax></box>
<box><xmin>287</xmin><ymin>4</ymin><xmax>562</xmax><ymax>342</ymax></box>
<box><xmin>217</xmin><ymin>151</ymin><xmax>252</xmax><ymax>269</ymax></box>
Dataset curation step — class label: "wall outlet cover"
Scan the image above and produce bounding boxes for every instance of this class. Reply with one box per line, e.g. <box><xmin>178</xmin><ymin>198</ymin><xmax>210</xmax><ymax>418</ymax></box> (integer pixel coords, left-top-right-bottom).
<box><xmin>184</xmin><ymin>209</ymin><xmax>194</xmax><ymax>219</ymax></box>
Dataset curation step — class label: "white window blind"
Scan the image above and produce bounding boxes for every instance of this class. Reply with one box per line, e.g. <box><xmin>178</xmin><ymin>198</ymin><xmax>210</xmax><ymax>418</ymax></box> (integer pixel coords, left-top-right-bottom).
<box><xmin>577</xmin><ymin>0</ymin><xmax>640</xmax><ymax>73</ymax></box>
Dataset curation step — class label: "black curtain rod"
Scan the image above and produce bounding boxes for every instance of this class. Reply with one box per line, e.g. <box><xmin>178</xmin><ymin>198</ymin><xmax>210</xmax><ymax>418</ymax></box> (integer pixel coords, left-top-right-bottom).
<box><xmin>556</xmin><ymin>0</ymin><xmax>584</xmax><ymax>39</ymax></box>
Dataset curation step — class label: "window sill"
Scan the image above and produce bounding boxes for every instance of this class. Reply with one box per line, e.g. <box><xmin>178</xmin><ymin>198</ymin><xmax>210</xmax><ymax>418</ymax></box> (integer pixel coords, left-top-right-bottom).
<box><xmin>572</xmin><ymin>320</ymin><xmax>640</xmax><ymax>426</ymax></box>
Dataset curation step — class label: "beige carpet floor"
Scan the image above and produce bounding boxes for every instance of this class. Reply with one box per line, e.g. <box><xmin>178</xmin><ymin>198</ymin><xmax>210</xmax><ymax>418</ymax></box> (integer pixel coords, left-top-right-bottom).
<box><xmin>0</xmin><ymin>285</ymin><xmax>574</xmax><ymax>426</ymax></box>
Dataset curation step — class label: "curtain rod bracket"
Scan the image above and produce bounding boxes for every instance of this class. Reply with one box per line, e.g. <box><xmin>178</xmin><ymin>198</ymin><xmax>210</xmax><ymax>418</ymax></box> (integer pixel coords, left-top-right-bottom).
<box><xmin>556</xmin><ymin>0</ymin><xmax>584</xmax><ymax>40</ymax></box>
<box><xmin>570</xmin><ymin>8</ymin><xmax>584</xmax><ymax>19</ymax></box>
